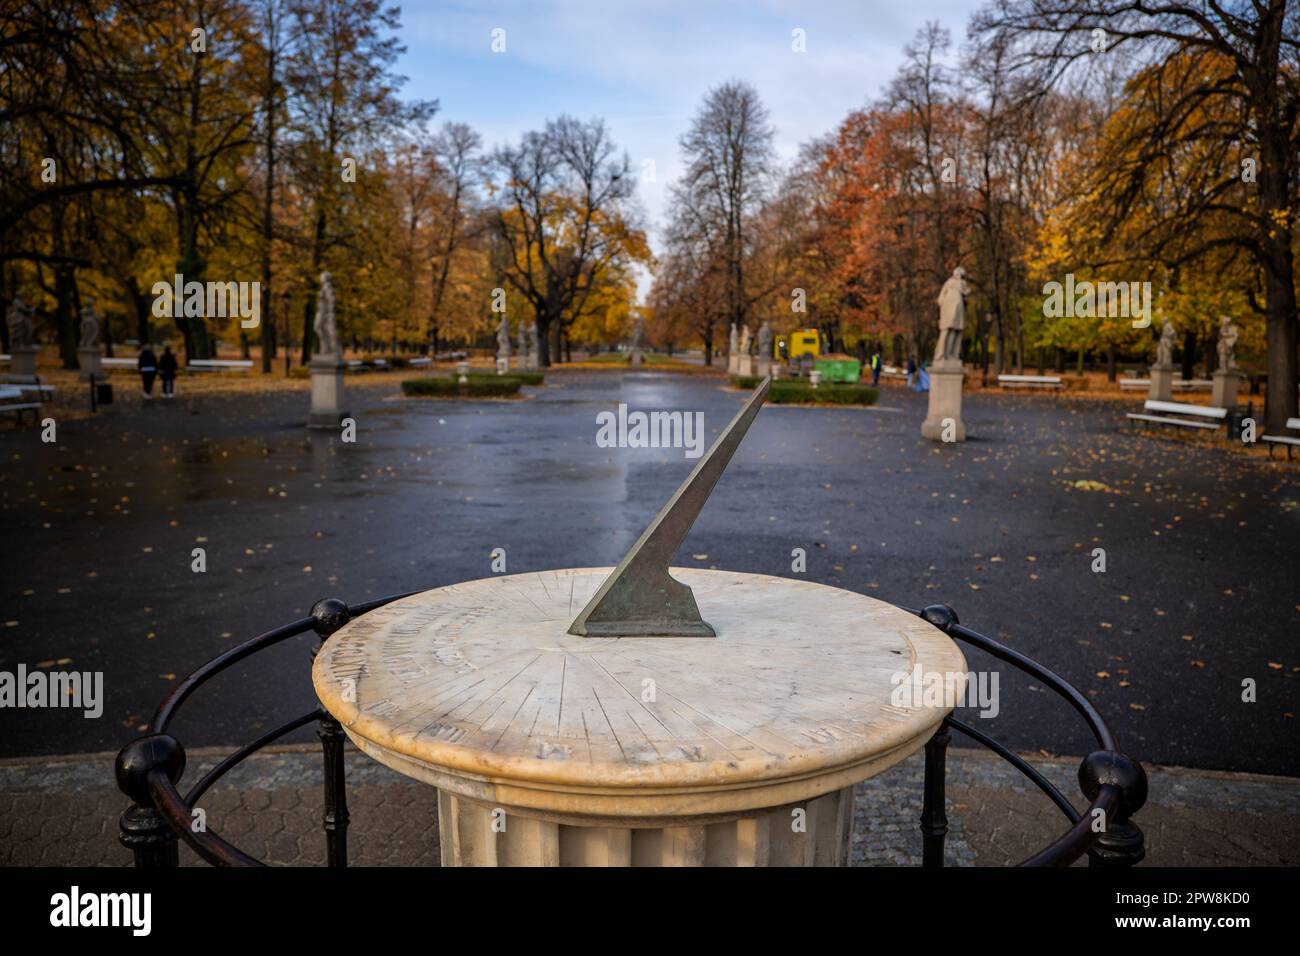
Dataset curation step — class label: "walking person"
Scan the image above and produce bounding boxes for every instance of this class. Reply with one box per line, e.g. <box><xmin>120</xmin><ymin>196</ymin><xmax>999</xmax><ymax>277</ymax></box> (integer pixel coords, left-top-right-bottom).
<box><xmin>138</xmin><ymin>344</ymin><xmax>158</xmax><ymax>399</ymax></box>
<box><xmin>159</xmin><ymin>345</ymin><xmax>177</xmax><ymax>399</ymax></box>
<box><xmin>906</xmin><ymin>355</ymin><xmax>917</xmax><ymax>388</ymax></box>
<box><xmin>871</xmin><ymin>349</ymin><xmax>882</xmax><ymax>386</ymax></box>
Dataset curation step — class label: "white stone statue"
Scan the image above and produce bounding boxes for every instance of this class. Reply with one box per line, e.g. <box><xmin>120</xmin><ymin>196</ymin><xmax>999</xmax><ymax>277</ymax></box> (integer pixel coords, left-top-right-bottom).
<box><xmin>729</xmin><ymin>323</ymin><xmax>739</xmax><ymax>355</ymax></box>
<box><xmin>79</xmin><ymin>300</ymin><xmax>100</xmax><ymax>348</ymax></box>
<box><xmin>7</xmin><ymin>293</ymin><xmax>35</xmax><ymax>349</ymax></box>
<box><xmin>516</xmin><ymin>316</ymin><xmax>527</xmax><ymax>360</ymax></box>
<box><xmin>1156</xmin><ymin>319</ymin><xmax>1176</xmax><ymax>367</ymax></box>
<box><xmin>1216</xmin><ymin>315</ymin><xmax>1238</xmax><ymax>370</ymax></box>
<box><xmin>933</xmin><ymin>266</ymin><xmax>969</xmax><ymax>363</ymax></box>
<box><xmin>526</xmin><ymin>320</ymin><xmax>539</xmax><ymax>369</ymax></box>
<box><xmin>757</xmin><ymin>320</ymin><xmax>772</xmax><ymax>359</ymax></box>
<box><xmin>630</xmin><ymin>316</ymin><xmax>644</xmax><ymax>351</ymax></box>
<box><xmin>497</xmin><ymin>315</ymin><xmax>511</xmax><ymax>359</ymax></box>
<box><xmin>739</xmin><ymin>324</ymin><xmax>752</xmax><ymax>355</ymax></box>
<box><xmin>313</xmin><ymin>272</ymin><xmax>339</xmax><ymax>356</ymax></box>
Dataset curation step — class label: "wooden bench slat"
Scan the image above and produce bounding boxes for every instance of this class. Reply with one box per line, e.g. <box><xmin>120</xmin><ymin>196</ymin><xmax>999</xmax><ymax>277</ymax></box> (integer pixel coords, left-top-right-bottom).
<box><xmin>1126</xmin><ymin>413</ymin><xmax>1220</xmax><ymax>430</ymax></box>
<box><xmin>1143</xmin><ymin>400</ymin><xmax>1227</xmax><ymax>419</ymax></box>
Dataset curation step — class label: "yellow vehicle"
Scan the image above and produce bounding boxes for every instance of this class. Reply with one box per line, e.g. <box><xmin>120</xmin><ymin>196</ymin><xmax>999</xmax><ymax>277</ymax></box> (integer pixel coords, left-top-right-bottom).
<box><xmin>775</xmin><ymin>329</ymin><xmax>822</xmax><ymax>361</ymax></box>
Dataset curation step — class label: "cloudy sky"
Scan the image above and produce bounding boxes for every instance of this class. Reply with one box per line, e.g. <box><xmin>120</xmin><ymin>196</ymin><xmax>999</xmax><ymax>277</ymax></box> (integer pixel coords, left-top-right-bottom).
<box><xmin>397</xmin><ymin>0</ymin><xmax>986</xmax><ymax>285</ymax></box>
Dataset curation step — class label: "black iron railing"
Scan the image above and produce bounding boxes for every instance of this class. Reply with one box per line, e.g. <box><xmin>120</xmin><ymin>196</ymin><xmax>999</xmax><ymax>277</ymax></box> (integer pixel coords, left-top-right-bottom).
<box><xmin>908</xmin><ymin>604</ymin><xmax>1146</xmax><ymax>867</ymax></box>
<box><xmin>116</xmin><ymin>595</ymin><xmax>1145</xmax><ymax>867</ymax></box>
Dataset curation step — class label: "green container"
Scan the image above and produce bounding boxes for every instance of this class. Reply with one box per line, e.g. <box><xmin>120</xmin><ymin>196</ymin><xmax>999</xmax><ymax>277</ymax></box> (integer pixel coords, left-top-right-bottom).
<box><xmin>813</xmin><ymin>357</ymin><xmax>861</xmax><ymax>383</ymax></box>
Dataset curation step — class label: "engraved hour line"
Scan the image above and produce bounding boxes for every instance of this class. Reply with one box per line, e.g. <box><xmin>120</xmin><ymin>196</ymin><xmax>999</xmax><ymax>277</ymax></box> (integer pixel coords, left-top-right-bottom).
<box><xmin>589</xmin><ymin>688</ymin><xmax>630</xmax><ymax>762</ymax></box>
<box><xmin>584</xmin><ymin>655</ymin><xmax>679</xmax><ymax>761</ymax></box>
<box><xmin>598</xmin><ymin>642</ymin><xmax>832</xmax><ymax>749</ymax></box>
<box><xmin>456</xmin><ymin>653</ymin><xmax>546</xmax><ymax>743</ymax></box>
<box><xmin>586</xmin><ymin>650</ymin><xmax>746</xmax><ymax>760</ymax></box>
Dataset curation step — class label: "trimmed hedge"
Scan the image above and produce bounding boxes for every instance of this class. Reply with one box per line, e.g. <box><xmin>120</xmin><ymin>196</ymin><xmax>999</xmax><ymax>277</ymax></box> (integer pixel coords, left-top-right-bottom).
<box><xmin>469</xmin><ymin>371</ymin><xmax>544</xmax><ymax>386</ymax></box>
<box><xmin>401</xmin><ymin>376</ymin><xmax>521</xmax><ymax>398</ymax></box>
<box><xmin>731</xmin><ymin>376</ymin><xmax>878</xmax><ymax>406</ymax></box>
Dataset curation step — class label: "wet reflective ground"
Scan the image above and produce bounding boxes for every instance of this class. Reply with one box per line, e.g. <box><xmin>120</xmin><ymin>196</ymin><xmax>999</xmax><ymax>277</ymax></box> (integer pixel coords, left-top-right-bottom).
<box><xmin>2</xmin><ymin>371</ymin><xmax>1297</xmax><ymax>775</ymax></box>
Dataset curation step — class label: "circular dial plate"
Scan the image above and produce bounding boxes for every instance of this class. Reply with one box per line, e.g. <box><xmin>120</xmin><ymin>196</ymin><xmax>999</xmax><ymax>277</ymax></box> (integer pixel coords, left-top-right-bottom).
<box><xmin>313</xmin><ymin>569</ymin><xmax>966</xmax><ymax>791</ymax></box>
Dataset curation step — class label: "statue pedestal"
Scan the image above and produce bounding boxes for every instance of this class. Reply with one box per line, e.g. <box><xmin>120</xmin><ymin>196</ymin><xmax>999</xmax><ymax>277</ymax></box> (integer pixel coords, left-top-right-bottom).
<box><xmin>77</xmin><ymin>347</ymin><xmax>102</xmax><ymax>381</ymax></box>
<box><xmin>737</xmin><ymin>355</ymin><xmax>754</xmax><ymax>377</ymax></box>
<box><xmin>921</xmin><ymin>360</ymin><xmax>966</xmax><ymax>442</ymax></box>
<box><xmin>308</xmin><ymin>357</ymin><xmax>349</xmax><ymax>429</ymax></box>
<box><xmin>727</xmin><ymin>354</ymin><xmax>738</xmax><ymax>375</ymax></box>
<box><xmin>496</xmin><ymin>357</ymin><xmax>509</xmax><ymax>375</ymax></box>
<box><xmin>1211</xmin><ymin>368</ymin><xmax>1242</xmax><ymax>409</ymax></box>
<box><xmin>9</xmin><ymin>347</ymin><xmax>37</xmax><ymax>377</ymax></box>
<box><xmin>755</xmin><ymin>357</ymin><xmax>772</xmax><ymax>380</ymax></box>
<box><xmin>629</xmin><ymin>349</ymin><xmax>643</xmax><ymax>369</ymax></box>
<box><xmin>526</xmin><ymin>350</ymin><xmax>538</xmax><ymax>371</ymax></box>
<box><xmin>1148</xmin><ymin>363</ymin><xmax>1175</xmax><ymax>402</ymax></box>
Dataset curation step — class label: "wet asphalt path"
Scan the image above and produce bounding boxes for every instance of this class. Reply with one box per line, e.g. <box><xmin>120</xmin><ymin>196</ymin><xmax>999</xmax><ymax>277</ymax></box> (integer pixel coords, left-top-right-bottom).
<box><xmin>1</xmin><ymin>371</ymin><xmax>1297</xmax><ymax>775</ymax></box>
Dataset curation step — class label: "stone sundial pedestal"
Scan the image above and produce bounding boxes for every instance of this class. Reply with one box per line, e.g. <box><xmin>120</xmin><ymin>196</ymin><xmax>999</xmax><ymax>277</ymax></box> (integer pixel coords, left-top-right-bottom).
<box><xmin>313</xmin><ymin>378</ymin><xmax>966</xmax><ymax>866</ymax></box>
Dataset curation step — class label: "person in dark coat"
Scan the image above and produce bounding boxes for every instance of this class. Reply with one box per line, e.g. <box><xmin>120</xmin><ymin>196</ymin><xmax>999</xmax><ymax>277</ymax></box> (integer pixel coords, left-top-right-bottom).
<box><xmin>159</xmin><ymin>346</ymin><xmax>178</xmax><ymax>398</ymax></box>
<box><xmin>138</xmin><ymin>345</ymin><xmax>158</xmax><ymax>398</ymax></box>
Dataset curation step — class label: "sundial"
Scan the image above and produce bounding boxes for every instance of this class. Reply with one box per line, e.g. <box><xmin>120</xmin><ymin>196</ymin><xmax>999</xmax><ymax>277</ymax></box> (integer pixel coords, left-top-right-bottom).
<box><xmin>313</xmin><ymin>378</ymin><xmax>966</xmax><ymax>866</ymax></box>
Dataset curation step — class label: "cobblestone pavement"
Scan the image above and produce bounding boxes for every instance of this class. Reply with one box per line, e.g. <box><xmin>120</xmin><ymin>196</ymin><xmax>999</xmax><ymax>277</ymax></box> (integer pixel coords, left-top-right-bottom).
<box><xmin>2</xmin><ymin>744</ymin><xmax>1296</xmax><ymax>867</ymax></box>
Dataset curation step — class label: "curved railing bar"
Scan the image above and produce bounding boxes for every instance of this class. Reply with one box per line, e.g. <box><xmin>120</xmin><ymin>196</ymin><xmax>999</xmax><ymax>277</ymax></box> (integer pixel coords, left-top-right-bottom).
<box><xmin>943</xmin><ymin>716</ymin><xmax>1080</xmax><ymax>823</ymax></box>
<box><xmin>951</xmin><ymin>622</ymin><xmax>1117</xmax><ymax>753</ymax></box>
<box><xmin>899</xmin><ymin>608</ymin><xmax>1144</xmax><ymax>868</ymax></box>
<box><xmin>150</xmin><ymin>617</ymin><xmax>315</xmax><ymax>734</ymax></box>
<box><xmin>149</xmin><ymin>589</ymin><xmax>420</xmax><ymax>735</ymax></box>
<box><xmin>900</xmin><ymin>604</ymin><xmax>1118</xmax><ymax>753</ymax></box>
<box><xmin>348</xmin><ymin>589</ymin><xmax>420</xmax><ymax>616</ymax></box>
<box><xmin>147</xmin><ymin>768</ymin><xmax>265</xmax><ymax>867</ymax></box>
<box><xmin>1019</xmin><ymin>785</ymin><xmax>1122</xmax><ymax>868</ymax></box>
<box><xmin>184</xmin><ymin>709</ymin><xmax>325</xmax><ymax>808</ymax></box>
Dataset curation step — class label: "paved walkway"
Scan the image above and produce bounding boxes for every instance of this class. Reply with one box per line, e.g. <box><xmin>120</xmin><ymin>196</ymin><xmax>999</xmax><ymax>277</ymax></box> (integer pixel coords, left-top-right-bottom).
<box><xmin>3</xmin><ymin>744</ymin><xmax>1296</xmax><ymax>866</ymax></box>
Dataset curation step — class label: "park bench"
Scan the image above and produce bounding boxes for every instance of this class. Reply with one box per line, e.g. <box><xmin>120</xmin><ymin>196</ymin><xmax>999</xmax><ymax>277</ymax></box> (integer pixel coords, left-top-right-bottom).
<box><xmin>998</xmin><ymin>374</ymin><xmax>1062</xmax><ymax>389</ymax></box>
<box><xmin>1261</xmin><ymin>417</ymin><xmax>1300</xmax><ymax>460</ymax></box>
<box><xmin>0</xmin><ymin>375</ymin><xmax>51</xmax><ymax>424</ymax></box>
<box><xmin>1126</xmin><ymin>399</ymin><xmax>1227</xmax><ymax>433</ymax></box>
<box><xmin>1171</xmin><ymin>379</ymin><xmax>1212</xmax><ymax>391</ymax></box>
<box><xmin>1119</xmin><ymin>378</ymin><xmax>1150</xmax><ymax>390</ymax></box>
<box><xmin>409</xmin><ymin>357</ymin><xmax>431</xmax><ymax>367</ymax></box>
<box><xmin>189</xmin><ymin>359</ymin><xmax>253</xmax><ymax>372</ymax></box>
<box><xmin>101</xmin><ymin>357</ymin><xmax>136</xmax><ymax>369</ymax></box>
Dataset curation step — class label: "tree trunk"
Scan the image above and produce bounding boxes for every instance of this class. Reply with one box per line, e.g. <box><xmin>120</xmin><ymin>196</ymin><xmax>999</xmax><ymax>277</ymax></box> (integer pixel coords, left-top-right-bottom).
<box><xmin>125</xmin><ymin>275</ymin><xmax>151</xmax><ymax>344</ymax></box>
<box><xmin>536</xmin><ymin>314</ymin><xmax>551</xmax><ymax>367</ymax></box>
<box><xmin>1180</xmin><ymin>330</ymin><xmax>1195</xmax><ymax>380</ymax></box>
<box><xmin>1106</xmin><ymin>346</ymin><xmax>1117</xmax><ymax>382</ymax></box>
